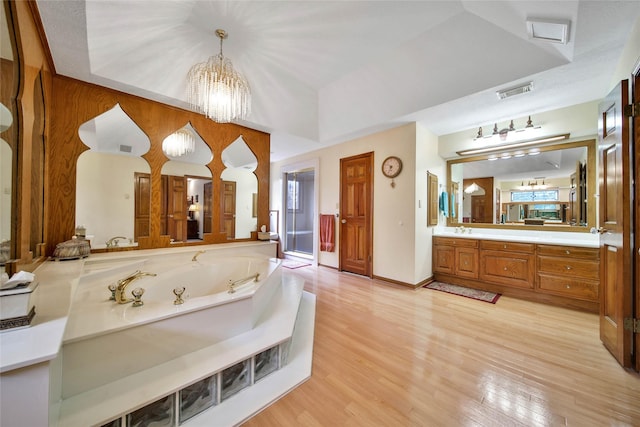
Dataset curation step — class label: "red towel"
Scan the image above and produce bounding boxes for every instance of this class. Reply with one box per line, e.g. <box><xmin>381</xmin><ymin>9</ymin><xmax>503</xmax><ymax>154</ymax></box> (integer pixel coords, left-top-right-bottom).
<box><xmin>320</xmin><ymin>214</ymin><xmax>335</xmax><ymax>252</ymax></box>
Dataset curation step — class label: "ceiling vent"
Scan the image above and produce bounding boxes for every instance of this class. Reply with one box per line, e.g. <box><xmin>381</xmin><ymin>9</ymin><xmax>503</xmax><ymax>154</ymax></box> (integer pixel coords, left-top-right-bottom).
<box><xmin>496</xmin><ymin>81</ymin><xmax>533</xmax><ymax>100</ymax></box>
<box><xmin>119</xmin><ymin>144</ymin><xmax>133</xmax><ymax>153</ymax></box>
<box><xmin>526</xmin><ymin>18</ymin><xmax>570</xmax><ymax>44</ymax></box>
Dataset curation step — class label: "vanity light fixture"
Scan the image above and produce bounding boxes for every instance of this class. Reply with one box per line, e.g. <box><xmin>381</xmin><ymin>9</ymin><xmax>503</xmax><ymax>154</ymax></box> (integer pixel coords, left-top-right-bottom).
<box><xmin>474</xmin><ymin>116</ymin><xmax>539</xmax><ymax>141</ymax></box>
<box><xmin>518</xmin><ymin>179</ymin><xmax>549</xmax><ymax>191</ymax></box>
<box><xmin>162</xmin><ymin>128</ymin><xmax>196</xmax><ymax>157</ymax></box>
<box><xmin>187</xmin><ymin>29</ymin><xmax>251</xmax><ymax>123</ymax></box>
<box><xmin>458</xmin><ymin>133</ymin><xmax>570</xmax><ymax>157</ymax></box>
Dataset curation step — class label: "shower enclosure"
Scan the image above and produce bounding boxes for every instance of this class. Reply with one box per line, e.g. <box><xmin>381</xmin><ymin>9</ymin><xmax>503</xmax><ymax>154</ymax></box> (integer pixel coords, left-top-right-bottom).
<box><xmin>284</xmin><ymin>170</ymin><xmax>315</xmax><ymax>255</ymax></box>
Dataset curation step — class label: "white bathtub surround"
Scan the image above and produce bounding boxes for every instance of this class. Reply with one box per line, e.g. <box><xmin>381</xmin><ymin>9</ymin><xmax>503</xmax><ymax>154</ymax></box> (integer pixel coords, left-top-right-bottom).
<box><xmin>0</xmin><ymin>241</ymin><xmax>314</xmax><ymax>427</ymax></box>
<box><xmin>62</xmin><ymin>256</ymin><xmax>282</xmax><ymax>398</ymax></box>
<box><xmin>55</xmin><ymin>271</ymin><xmax>313</xmax><ymax>426</ymax></box>
<box><xmin>433</xmin><ymin>226</ymin><xmax>599</xmax><ymax>248</ymax></box>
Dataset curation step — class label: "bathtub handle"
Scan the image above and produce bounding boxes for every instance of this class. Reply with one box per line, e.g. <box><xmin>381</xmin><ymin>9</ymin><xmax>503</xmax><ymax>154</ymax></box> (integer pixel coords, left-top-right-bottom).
<box><xmin>228</xmin><ymin>273</ymin><xmax>260</xmax><ymax>294</ymax></box>
<box><xmin>173</xmin><ymin>287</ymin><xmax>186</xmax><ymax>305</ymax></box>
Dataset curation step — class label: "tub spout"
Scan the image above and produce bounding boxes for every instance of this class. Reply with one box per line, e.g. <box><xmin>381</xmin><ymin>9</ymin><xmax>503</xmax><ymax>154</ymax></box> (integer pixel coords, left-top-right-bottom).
<box><xmin>228</xmin><ymin>273</ymin><xmax>260</xmax><ymax>294</ymax></box>
<box><xmin>106</xmin><ymin>236</ymin><xmax>127</xmax><ymax>248</ymax></box>
<box><xmin>116</xmin><ymin>270</ymin><xmax>157</xmax><ymax>304</ymax></box>
<box><xmin>192</xmin><ymin>250</ymin><xmax>206</xmax><ymax>262</ymax></box>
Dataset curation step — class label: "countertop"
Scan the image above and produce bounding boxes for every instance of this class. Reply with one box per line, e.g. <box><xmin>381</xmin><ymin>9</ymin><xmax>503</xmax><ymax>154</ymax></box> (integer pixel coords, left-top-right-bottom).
<box><xmin>433</xmin><ymin>227</ymin><xmax>600</xmax><ymax>248</ymax></box>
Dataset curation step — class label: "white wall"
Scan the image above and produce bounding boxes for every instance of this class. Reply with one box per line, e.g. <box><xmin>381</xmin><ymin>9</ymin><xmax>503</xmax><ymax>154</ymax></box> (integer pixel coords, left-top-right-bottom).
<box><xmin>76</xmin><ymin>151</ymin><xmax>150</xmax><ymax>245</ymax></box>
<box><xmin>271</xmin><ymin>123</ymin><xmax>432</xmax><ymax>285</ymax></box>
<box><xmin>221</xmin><ymin>168</ymin><xmax>258</xmax><ymax>239</ymax></box>
<box><xmin>415</xmin><ymin>123</ymin><xmax>445</xmax><ymax>283</ymax></box>
<box><xmin>437</xmin><ymin>101</ymin><xmax>599</xmax><ymax>159</ymax></box>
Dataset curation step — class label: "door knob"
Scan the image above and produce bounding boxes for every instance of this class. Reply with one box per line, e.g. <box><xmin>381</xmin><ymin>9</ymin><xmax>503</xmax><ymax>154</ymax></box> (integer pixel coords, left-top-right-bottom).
<box><xmin>341</xmin><ymin>219</ymin><xmax>347</xmax><ymax>224</ymax></box>
<box><xmin>597</xmin><ymin>227</ymin><xmax>608</xmax><ymax>234</ymax></box>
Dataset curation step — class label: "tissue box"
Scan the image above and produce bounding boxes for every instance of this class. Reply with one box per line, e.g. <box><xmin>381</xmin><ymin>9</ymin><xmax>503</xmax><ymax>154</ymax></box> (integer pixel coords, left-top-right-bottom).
<box><xmin>1</xmin><ymin>281</ymin><xmax>38</xmax><ymax>331</ymax></box>
<box><xmin>258</xmin><ymin>232</ymin><xmax>278</xmax><ymax>241</ymax></box>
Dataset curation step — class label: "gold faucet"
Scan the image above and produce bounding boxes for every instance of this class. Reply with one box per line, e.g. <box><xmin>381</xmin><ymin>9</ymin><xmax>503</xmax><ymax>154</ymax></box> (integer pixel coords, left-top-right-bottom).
<box><xmin>192</xmin><ymin>250</ymin><xmax>206</xmax><ymax>262</ymax></box>
<box><xmin>106</xmin><ymin>236</ymin><xmax>127</xmax><ymax>248</ymax></box>
<box><xmin>115</xmin><ymin>270</ymin><xmax>156</xmax><ymax>304</ymax></box>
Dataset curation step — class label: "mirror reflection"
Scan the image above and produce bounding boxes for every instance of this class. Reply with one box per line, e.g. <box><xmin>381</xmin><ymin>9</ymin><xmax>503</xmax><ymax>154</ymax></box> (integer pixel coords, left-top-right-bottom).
<box><xmin>448</xmin><ymin>141</ymin><xmax>594</xmax><ymax>230</ymax></box>
<box><xmin>1</xmin><ymin>1</ymin><xmax>17</xmax><ymax>264</ymax></box>
<box><xmin>159</xmin><ymin>124</ymin><xmax>213</xmax><ymax>244</ymax></box>
<box><xmin>220</xmin><ymin>136</ymin><xmax>258</xmax><ymax>239</ymax></box>
<box><xmin>77</xmin><ymin>104</ymin><xmax>151</xmax><ymax>248</ymax></box>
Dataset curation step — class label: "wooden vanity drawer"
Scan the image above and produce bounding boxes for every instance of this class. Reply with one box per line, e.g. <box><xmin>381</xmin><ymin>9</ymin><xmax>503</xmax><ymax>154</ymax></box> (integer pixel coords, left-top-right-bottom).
<box><xmin>479</xmin><ymin>250</ymin><xmax>535</xmax><ymax>289</ymax></box>
<box><xmin>537</xmin><ymin>256</ymin><xmax>599</xmax><ymax>280</ymax></box>
<box><xmin>480</xmin><ymin>240</ymin><xmax>534</xmax><ymax>253</ymax></box>
<box><xmin>537</xmin><ymin>245</ymin><xmax>599</xmax><ymax>260</ymax></box>
<box><xmin>538</xmin><ymin>274</ymin><xmax>599</xmax><ymax>301</ymax></box>
<box><xmin>433</xmin><ymin>237</ymin><xmax>478</xmax><ymax>248</ymax></box>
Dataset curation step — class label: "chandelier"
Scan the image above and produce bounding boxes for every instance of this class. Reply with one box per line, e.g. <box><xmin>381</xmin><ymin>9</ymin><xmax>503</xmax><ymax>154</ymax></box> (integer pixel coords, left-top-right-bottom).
<box><xmin>187</xmin><ymin>29</ymin><xmax>251</xmax><ymax>123</ymax></box>
<box><xmin>162</xmin><ymin>128</ymin><xmax>196</xmax><ymax>157</ymax></box>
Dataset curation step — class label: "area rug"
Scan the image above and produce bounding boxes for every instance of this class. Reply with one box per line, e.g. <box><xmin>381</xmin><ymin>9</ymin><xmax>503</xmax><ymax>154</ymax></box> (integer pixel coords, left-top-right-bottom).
<box><xmin>424</xmin><ymin>281</ymin><xmax>501</xmax><ymax>304</ymax></box>
<box><xmin>281</xmin><ymin>259</ymin><xmax>311</xmax><ymax>269</ymax></box>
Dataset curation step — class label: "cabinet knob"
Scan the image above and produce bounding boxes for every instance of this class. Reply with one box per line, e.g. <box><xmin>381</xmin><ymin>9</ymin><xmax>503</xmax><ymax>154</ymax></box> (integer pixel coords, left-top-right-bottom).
<box><xmin>565</xmin><ymin>250</ymin><xmax>570</xmax><ymax>255</ymax></box>
<box><xmin>565</xmin><ymin>266</ymin><xmax>572</xmax><ymax>270</ymax></box>
<box><xmin>503</xmin><ymin>244</ymin><xmax>507</xmax><ymax>249</ymax></box>
<box><xmin>566</xmin><ymin>285</ymin><xmax>571</xmax><ymax>289</ymax></box>
<box><xmin>503</xmin><ymin>267</ymin><xmax>508</xmax><ymax>271</ymax></box>
<box><xmin>341</xmin><ymin>219</ymin><xmax>347</xmax><ymax>224</ymax></box>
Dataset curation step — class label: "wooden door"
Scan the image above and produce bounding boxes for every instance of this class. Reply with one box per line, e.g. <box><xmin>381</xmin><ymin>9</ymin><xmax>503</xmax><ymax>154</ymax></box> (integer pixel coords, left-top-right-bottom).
<box><xmin>166</xmin><ymin>175</ymin><xmax>187</xmax><ymax>242</ymax></box>
<box><xmin>471</xmin><ymin>196</ymin><xmax>485</xmax><ymax>223</ymax></box>
<box><xmin>339</xmin><ymin>152</ymin><xmax>373</xmax><ymax>277</ymax></box>
<box><xmin>598</xmin><ymin>80</ymin><xmax>633</xmax><ymax>368</ymax></box>
<box><xmin>220</xmin><ymin>180</ymin><xmax>236</xmax><ymax>239</ymax></box>
<box><xmin>632</xmin><ymin>67</ymin><xmax>640</xmax><ymax>372</ymax></box>
<box><xmin>203</xmin><ymin>181</ymin><xmax>212</xmax><ymax>234</ymax></box>
<box><xmin>133</xmin><ymin>172</ymin><xmax>150</xmax><ymax>240</ymax></box>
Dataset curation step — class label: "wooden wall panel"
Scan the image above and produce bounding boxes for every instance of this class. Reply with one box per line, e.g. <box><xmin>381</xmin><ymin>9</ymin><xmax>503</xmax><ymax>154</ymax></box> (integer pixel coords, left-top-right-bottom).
<box><xmin>47</xmin><ymin>75</ymin><xmax>270</xmax><ymax>255</ymax></box>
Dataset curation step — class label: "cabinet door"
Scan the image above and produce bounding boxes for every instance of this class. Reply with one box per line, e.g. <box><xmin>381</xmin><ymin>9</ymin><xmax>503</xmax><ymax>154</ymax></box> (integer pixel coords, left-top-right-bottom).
<box><xmin>433</xmin><ymin>245</ymin><xmax>455</xmax><ymax>275</ymax></box>
<box><xmin>455</xmin><ymin>247</ymin><xmax>478</xmax><ymax>279</ymax></box>
<box><xmin>480</xmin><ymin>250</ymin><xmax>534</xmax><ymax>288</ymax></box>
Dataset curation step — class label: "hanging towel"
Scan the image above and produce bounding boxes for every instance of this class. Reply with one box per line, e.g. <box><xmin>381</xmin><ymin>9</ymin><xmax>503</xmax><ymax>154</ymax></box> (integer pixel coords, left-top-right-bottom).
<box><xmin>451</xmin><ymin>193</ymin><xmax>456</xmax><ymax>218</ymax></box>
<box><xmin>320</xmin><ymin>214</ymin><xmax>335</xmax><ymax>252</ymax></box>
<box><xmin>439</xmin><ymin>191</ymin><xmax>449</xmax><ymax>218</ymax></box>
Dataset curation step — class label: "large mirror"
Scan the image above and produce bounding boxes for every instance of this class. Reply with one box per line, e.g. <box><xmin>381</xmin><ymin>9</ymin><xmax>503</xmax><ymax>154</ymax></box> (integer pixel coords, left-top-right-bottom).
<box><xmin>77</xmin><ymin>104</ymin><xmax>151</xmax><ymax>248</ymax></box>
<box><xmin>220</xmin><ymin>136</ymin><xmax>258</xmax><ymax>240</ymax></box>
<box><xmin>0</xmin><ymin>0</ymin><xmax>17</xmax><ymax>265</ymax></box>
<box><xmin>447</xmin><ymin>139</ymin><xmax>596</xmax><ymax>231</ymax></box>
<box><xmin>160</xmin><ymin>125</ymin><xmax>213</xmax><ymax>244</ymax></box>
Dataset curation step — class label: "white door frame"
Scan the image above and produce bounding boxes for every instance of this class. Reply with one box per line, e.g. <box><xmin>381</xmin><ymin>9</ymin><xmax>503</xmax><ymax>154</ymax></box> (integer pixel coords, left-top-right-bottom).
<box><xmin>280</xmin><ymin>158</ymin><xmax>319</xmax><ymax>265</ymax></box>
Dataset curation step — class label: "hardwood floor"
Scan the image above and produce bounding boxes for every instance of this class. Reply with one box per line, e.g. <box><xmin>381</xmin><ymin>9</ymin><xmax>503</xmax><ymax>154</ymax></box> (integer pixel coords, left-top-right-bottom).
<box><xmin>242</xmin><ymin>266</ymin><xmax>640</xmax><ymax>426</ymax></box>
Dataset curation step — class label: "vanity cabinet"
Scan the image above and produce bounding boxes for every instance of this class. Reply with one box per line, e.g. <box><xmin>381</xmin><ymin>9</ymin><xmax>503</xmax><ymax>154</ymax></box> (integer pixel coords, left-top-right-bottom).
<box><xmin>432</xmin><ymin>236</ymin><xmax>600</xmax><ymax>312</ymax></box>
<box><xmin>433</xmin><ymin>237</ymin><xmax>478</xmax><ymax>279</ymax></box>
<box><xmin>536</xmin><ymin>245</ymin><xmax>599</xmax><ymax>301</ymax></box>
<box><xmin>479</xmin><ymin>241</ymin><xmax>535</xmax><ymax>289</ymax></box>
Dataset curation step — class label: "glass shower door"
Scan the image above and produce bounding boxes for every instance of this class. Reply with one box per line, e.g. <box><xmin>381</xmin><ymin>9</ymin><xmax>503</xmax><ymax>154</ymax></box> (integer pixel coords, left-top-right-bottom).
<box><xmin>285</xmin><ymin>170</ymin><xmax>314</xmax><ymax>255</ymax></box>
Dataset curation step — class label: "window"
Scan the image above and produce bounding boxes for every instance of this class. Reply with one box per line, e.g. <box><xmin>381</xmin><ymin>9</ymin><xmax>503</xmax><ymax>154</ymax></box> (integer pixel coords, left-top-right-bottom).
<box><xmin>511</xmin><ymin>190</ymin><xmax>558</xmax><ymax>202</ymax></box>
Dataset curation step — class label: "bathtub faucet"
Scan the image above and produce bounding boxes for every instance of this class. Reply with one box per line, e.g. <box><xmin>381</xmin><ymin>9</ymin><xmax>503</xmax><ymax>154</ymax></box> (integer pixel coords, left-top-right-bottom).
<box><xmin>106</xmin><ymin>236</ymin><xmax>127</xmax><ymax>248</ymax></box>
<box><xmin>192</xmin><ymin>250</ymin><xmax>206</xmax><ymax>262</ymax></box>
<box><xmin>228</xmin><ymin>273</ymin><xmax>260</xmax><ymax>294</ymax></box>
<box><xmin>115</xmin><ymin>270</ymin><xmax>157</xmax><ymax>304</ymax></box>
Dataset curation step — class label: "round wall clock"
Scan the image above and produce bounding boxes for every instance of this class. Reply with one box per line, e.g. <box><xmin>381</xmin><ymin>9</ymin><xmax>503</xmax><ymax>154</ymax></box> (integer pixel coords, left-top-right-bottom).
<box><xmin>382</xmin><ymin>156</ymin><xmax>403</xmax><ymax>178</ymax></box>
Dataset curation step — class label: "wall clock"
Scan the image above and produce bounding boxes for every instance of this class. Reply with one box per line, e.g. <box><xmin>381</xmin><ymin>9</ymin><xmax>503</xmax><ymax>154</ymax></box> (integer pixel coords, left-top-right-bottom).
<box><xmin>382</xmin><ymin>156</ymin><xmax>402</xmax><ymax>188</ymax></box>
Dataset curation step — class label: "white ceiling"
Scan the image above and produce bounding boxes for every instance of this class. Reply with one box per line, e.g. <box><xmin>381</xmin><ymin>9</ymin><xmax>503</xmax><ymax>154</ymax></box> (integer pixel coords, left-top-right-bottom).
<box><xmin>36</xmin><ymin>1</ymin><xmax>640</xmax><ymax>162</ymax></box>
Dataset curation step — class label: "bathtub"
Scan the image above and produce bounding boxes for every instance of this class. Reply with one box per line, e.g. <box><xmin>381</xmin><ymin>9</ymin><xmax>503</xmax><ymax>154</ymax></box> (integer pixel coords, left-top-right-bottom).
<box><xmin>61</xmin><ymin>253</ymin><xmax>282</xmax><ymax>399</ymax></box>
